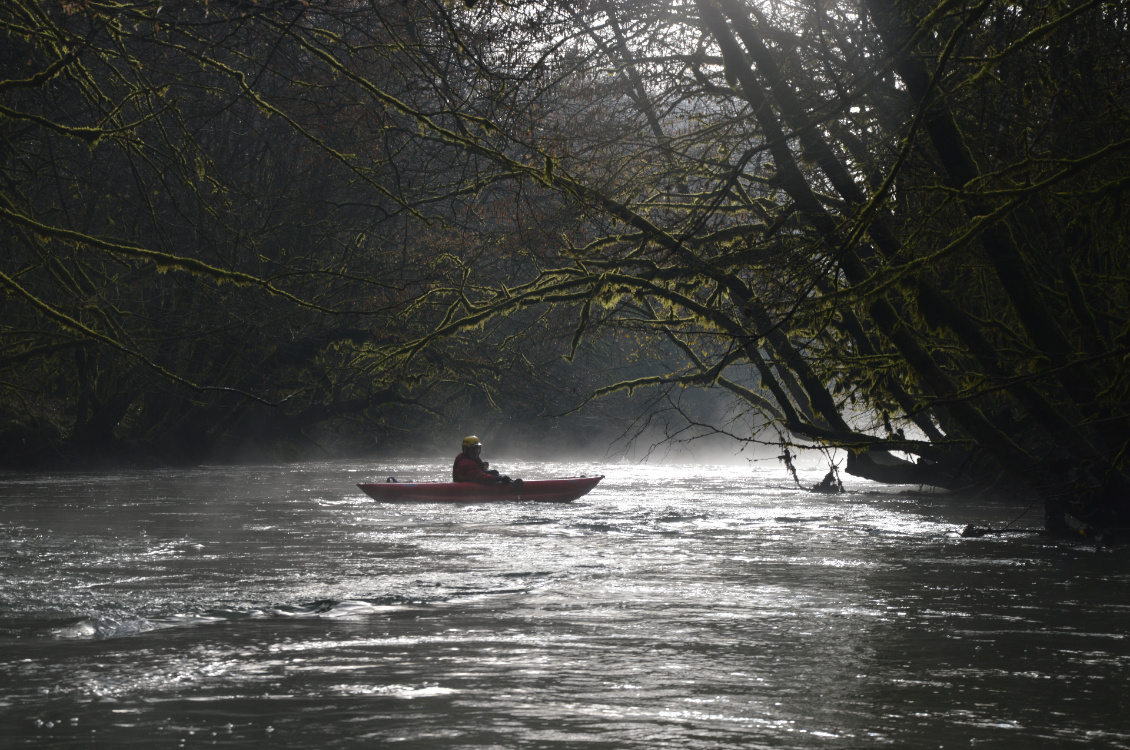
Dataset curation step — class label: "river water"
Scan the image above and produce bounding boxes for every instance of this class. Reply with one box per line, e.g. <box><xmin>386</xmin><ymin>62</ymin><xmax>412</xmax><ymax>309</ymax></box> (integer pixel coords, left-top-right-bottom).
<box><xmin>1</xmin><ymin>459</ymin><xmax>1127</xmax><ymax>748</ymax></box>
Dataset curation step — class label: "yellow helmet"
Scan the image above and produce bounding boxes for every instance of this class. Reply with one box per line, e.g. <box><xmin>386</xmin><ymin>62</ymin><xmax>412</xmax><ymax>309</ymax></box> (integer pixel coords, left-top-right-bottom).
<box><xmin>461</xmin><ymin>435</ymin><xmax>482</xmax><ymax>451</ymax></box>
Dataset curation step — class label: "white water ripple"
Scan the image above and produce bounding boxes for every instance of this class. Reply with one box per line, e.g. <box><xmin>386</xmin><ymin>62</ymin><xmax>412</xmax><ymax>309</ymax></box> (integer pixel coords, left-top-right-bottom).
<box><xmin>1</xmin><ymin>459</ymin><xmax>1127</xmax><ymax>750</ymax></box>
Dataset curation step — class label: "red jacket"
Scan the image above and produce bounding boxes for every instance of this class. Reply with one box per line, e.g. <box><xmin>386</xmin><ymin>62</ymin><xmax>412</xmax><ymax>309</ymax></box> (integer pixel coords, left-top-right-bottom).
<box><xmin>453</xmin><ymin>453</ymin><xmax>499</xmax><ymax>483</ymax></box>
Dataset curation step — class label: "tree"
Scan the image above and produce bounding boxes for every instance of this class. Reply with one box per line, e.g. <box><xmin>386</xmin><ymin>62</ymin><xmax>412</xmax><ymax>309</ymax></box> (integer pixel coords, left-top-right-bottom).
<box><xmin>0</xmin><ymin>0</ymin><xmax>519</xmax><ymax>464</ymax></box>
<box><xmin>5</xmin><ymin>0</ymin><xmax>1128</xmax><ymax>537</ymax></box>
<box><xmin>381</xmin><ymin>0</ymin><xmax>1130</xmax><ymax>531</ymax></box>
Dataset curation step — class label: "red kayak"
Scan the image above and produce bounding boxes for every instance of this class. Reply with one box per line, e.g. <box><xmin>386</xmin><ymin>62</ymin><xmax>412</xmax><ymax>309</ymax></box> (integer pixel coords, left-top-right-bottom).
<box><xmin>357</xmin><ymin>475</ymin><xmax>603</xmax><ymax>503</ymax></box>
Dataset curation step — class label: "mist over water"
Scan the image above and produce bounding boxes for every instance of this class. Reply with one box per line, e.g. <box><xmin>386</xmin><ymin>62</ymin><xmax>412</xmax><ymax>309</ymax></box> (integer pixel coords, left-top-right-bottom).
<box><xmin>1</xmin><ymin>459</ymin><xmax>1127</xmax><ymax>748</ymax></box>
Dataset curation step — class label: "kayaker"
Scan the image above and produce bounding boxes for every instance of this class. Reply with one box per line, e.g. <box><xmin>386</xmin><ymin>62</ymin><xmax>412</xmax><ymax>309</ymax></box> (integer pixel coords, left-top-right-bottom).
<box><xmin>453</xmin><ymin>435</ymin><xmax>512</xmax><ymax>484</ymax></box>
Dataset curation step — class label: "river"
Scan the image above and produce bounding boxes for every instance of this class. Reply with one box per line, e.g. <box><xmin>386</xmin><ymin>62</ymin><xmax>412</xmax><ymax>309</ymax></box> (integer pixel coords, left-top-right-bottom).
<box><xmin>1</xmin><ymin>459</ymin><xmax>1127</xmax><ymax>748</ymax></box>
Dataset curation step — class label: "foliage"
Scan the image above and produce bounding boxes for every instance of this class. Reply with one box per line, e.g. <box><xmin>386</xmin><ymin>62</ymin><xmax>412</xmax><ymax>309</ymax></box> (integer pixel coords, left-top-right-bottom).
<box><xmin>1</xmin><ymin>0</ymin><xmax>500</xmax><ymax>464</ymax></box>
<box><xmin>4</xmin><ymin>0</ymin><xmax>1130</xmax><ymax>534</ymax></box>
<box><xmin>375</xmin><ymin>0</ymin><xmax>1130</xmax><ymax>530</ymax></box>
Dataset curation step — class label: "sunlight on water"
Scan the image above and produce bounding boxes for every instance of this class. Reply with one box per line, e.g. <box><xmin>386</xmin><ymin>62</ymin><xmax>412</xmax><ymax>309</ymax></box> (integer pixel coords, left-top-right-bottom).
<box><xmin>1</xmin><ymin>459</ymin><xmax>1129</xmax><ymax>748</ymax></box>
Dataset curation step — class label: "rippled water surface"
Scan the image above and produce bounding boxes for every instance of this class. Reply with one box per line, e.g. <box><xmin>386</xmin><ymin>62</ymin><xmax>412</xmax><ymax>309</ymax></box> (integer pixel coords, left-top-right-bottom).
<box><xmin>1</xmin><ymin>459</ymin><xmax>1128</xmax><ymax>748</ymax></box>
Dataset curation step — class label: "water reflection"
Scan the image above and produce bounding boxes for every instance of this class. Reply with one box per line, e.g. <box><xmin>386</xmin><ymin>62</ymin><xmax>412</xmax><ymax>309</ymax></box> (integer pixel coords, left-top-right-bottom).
<box><xmin>1</xmin><ymin>460</ymin><xmax>1128</xmax><ymax>748</ymax></box>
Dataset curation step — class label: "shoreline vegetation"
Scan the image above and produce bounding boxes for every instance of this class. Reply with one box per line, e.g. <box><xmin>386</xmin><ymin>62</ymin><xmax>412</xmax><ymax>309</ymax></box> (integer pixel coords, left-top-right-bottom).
<box><xmin>2</xmin><ymin>0</ymin><xmax>1127</xmax><ymax>535</ymax></box>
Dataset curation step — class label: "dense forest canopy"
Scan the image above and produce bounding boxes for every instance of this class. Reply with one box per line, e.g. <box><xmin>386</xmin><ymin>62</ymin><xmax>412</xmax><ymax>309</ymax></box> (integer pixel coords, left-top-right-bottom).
<box><xmin>0</xmin><ymin>0</ymin><xmax>639</xmax><ymax>464</ymax></box>
<box><xmin>2</xmin><ymin>0</ymin><xmax>1129</xmax><ymax>531</ymax></box>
